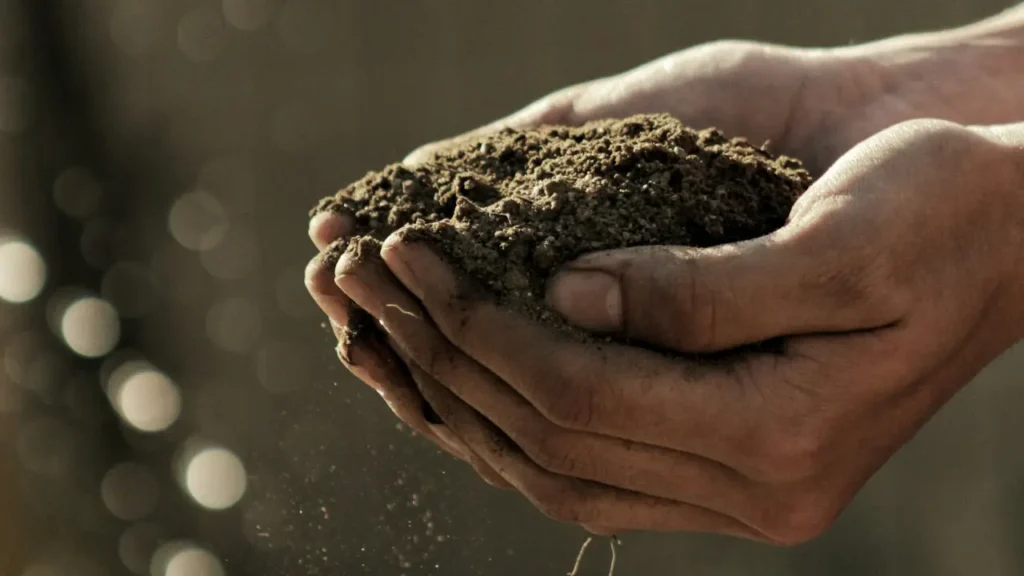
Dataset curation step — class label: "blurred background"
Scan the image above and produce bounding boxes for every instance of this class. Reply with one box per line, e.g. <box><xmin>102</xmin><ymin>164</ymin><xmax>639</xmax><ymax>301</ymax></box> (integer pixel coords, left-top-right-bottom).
<box><xmin>1</xmin><ymin>0</ymin><xmax>1022</xmax><ymax>575</ymax></box>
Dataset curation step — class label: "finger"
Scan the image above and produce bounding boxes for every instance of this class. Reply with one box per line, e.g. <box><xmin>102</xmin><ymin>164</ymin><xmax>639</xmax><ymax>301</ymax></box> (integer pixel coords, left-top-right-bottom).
<box><xmin>582</xmin><ymin>525</ymin><xmax>620</xmax><ymax>537</ymax></box>
<box><xmin>381</xmin><ymin>238</ymin><xmax>769</xmax><ymax>463</ymax></box>
<box><xmin>402</xmin><ymin>86</ymin><xmax>586</xmax><ymax>165</ymax></box>
<box><xmin>545</xmin><ymin>220</ymin><xmax>906</xmax><ymax>352</ymax></box>
<box><xmin>335</xmin><ymin>248</ymin><xmax>512</xmax><ymax>490</ymax></box>
<box><xmin>409</xmin><ymin>363</ymin><xmax>765</xmax><ymax>539</ymax></box>
<box><xmin>308</xmin><ymin>210</ymin><xmax>355</xmax><ymax>251</ymax></box>
<box><xmin>336</xmin><ymin>320</ymin><xmax>468</xmax><ymax>462</ymax></box>
<box><xmin>431</xmin><ymin>424</ymin><xmax>512</xmax><ymax>489</ymax></box>
<box><xmin>350</xmin><ymin>264</ymin><xmax>765</xmax><ymax>522</ymax></box>
<box><xmin>329</xmin><ymin>278</ymin><xmax>510</xmax><ymax>491</ymax></box>
<box><xmin>338</xmin><ymin>317</ymin><xmax>512</xmax><ymax>489</ymax></box>
<box><xmin>305</xmin><ymin>243</ymin><xmax>352</xmax><ymax>327</ymax></box>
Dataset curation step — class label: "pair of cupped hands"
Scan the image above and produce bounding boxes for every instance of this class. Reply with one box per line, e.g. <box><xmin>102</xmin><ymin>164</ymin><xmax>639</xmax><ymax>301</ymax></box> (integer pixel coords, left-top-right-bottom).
<box><xmin>306</xmin><ymin>40</ymin><xmax>1024</xmax><ymax>544</ymax></box>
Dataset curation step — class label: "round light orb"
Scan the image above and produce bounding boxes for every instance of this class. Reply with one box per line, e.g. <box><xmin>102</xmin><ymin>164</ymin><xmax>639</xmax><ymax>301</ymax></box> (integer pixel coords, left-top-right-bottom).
<box><xmin>184</xmin><ymin>447</ymin><xmax>247</xmax><ymax>510</ymax></box>
<box><xmin>60</xmin><ymin>297</ymin><xmax>120</xmax><ymax>358</ymax></box>
<box><xmin>0</xmin><ymin>238</ymin><xmax>46</xmax><ymax>303</ymax></box>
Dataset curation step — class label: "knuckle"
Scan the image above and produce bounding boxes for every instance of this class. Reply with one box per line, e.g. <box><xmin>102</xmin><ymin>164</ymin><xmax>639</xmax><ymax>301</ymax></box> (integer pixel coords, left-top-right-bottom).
<box><xmin>537</xmin><ymin>378</ymin><xmax>595</xmax><ymax>430</ymax></box>
<box><xmin>695</xmin><ymin>39</ymin><xmax>766</xmax><ymax>62</ymax></box>
<box><xmin>422</xmin><ymin>342</ymin><xmax>456</xmax><ymax>381</ymax></box>
<box><xmin>402</xmin><ymin>327</ymin><xmax>456</xmax><ymax>382</ymax></box>
<box><xmin>687</xmin><ymin>40</ymin><xmax>803</xmax><ymax>75</ymax></box>
<box><xmin>531</xmin><ymin>485</ymin><xmax>588</xmax><ymax>525</ymax></box>
<box><xmin>304</xmin><ymin>255</ymin><xmax>331</xmax><ymax>294</ymax></box>
<box><xmin>801</xmin><ymin>240</ymin><xmax>910</xmax><ymax>322</ymax></box>
<box><xmin>525</xmin><ymin>432</ymin><xmax>581</xmax><ymax>476</ymax></box>
<box><xmin>760</xmin><ymin>492</ymin><xmax>840</xmax><ymax>546</ymax></box>
<box><xmin>434</xmin><ymin>294</ymin><xmax>481</xmax><ymax>348</ymax></box>
<box><xmin>448</xmin><ymin>303</ymin><xmax>478</xmax><ymax>344</ymax></box>
<box><xmin>517</xmin><ymin>83</ymin><xmax>587</xmax><ymax>126</ymax></box>
<box><xmin>889</xmin><ymin>119</ymin><xmax>993</xmax><ymax>168</ymax></box>
<box><xmin>897</xmin><ymin>118</ymin><xmax>970</xmax><ymax>147</ymax></box>
<box><xmin>404</xmin><ymin>143</ymin><xmax>440</xmax><ymax>166</ymax></box>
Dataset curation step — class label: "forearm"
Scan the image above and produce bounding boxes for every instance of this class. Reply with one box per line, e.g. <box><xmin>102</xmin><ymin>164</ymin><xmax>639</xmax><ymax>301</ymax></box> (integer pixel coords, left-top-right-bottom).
<box><xmin>842</xmin><ymin>4</ymin><xmax>1024</xmax><ymax>125</ymax></box>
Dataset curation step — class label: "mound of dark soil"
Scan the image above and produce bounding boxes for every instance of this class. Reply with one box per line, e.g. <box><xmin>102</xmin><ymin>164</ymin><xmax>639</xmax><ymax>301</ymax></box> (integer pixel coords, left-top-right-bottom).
<box><xmin>313</xmin><ymin>113</ymin><xmax>811</xmax><ymax>340</ymax></box>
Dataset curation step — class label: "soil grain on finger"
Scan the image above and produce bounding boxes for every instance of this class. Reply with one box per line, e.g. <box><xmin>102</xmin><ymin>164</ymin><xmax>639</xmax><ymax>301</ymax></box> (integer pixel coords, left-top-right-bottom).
<box><xmin>312</xmin><ymin>114</ymin><xmax>811</xmax><ymax>340</ymax></box>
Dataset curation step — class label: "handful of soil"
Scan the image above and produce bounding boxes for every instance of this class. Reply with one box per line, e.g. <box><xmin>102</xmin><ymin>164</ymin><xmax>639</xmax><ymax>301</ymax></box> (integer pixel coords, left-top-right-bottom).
<box><xmin>312</xmin><ymin>114</ymin><xmax>811</xmax><ymax>341</ymax></box>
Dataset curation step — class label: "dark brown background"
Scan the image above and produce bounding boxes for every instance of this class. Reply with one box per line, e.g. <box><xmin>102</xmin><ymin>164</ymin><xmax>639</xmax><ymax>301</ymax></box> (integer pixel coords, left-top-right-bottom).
<box><xmin>1</xmin><ymin>0</ymin><xmax>1022</xmax><ymax>575</ymax></box>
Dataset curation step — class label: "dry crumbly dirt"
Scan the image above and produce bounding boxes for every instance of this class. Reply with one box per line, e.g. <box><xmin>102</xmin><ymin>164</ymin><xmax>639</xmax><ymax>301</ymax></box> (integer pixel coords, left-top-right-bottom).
<box><xmin>313</xmin><ymin>113</ymin><xmax>812</xmax><ymax>342</ymax></box>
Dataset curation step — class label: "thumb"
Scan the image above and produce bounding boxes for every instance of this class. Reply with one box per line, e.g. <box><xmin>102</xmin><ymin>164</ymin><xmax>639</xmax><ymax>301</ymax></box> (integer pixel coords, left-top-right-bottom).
<box><xmin>545</xmin><ymin>227</ymin><xmax>901</xmax><ymax>352</ymax></box>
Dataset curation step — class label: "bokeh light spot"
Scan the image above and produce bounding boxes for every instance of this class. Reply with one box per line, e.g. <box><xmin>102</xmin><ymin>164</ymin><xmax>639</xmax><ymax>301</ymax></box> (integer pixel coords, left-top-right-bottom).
<box><xmin>167</xmin><ymin>191</ymin><xmax>229</xmax><ymax>251</ymax></box>
<box><xmin>60</xmin><ymin>297</ymin><xmax>120</xmax><ymax>358</ymax></box>
<box><xmin>151</xmin><ymin>542</ymin><xmax>224</xmax><ymax>576</ymax></box>
<box><xmin>114</xmin><ymin>368</ymin><xmax>182</xmax><ymax>433</ymax></box>
<box><xmin>184</xmin><ymin>447</ymin><xmax>247</xmax><ymax>510</ymax></box>
<box><xmin>0</xmin><ymin>238</ymin><xmax>46</xmax><ymax>303</ymax></box>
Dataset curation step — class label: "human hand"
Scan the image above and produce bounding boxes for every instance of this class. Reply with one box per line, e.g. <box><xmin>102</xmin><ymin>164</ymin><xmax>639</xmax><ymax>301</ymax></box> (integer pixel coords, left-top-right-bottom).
<box><xmin>306</xmin><ymin>29</ymin><xmax>1024</xmax><ymax>538</ymax></box>
<box><xmin>338</xmin><ymin>119</ymin><xmax>1024</xmax><ymax>542</ymax></box>
<box><xmin>309</xmin><ymin>38</ymin><xmax>843</xmax><ymax>498</ymax></box>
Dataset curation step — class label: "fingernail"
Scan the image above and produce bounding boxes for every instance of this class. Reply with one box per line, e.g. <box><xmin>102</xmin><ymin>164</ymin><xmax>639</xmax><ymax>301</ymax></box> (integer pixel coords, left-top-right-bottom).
<box><xmin>309</xmin><ymin>210</ymin><xmax>347</xmax><ymax>250</ymax></box>
<box><xmin>333</xmin><ymin>250</ymin><xmax>354</xmax><ymax>278</ymax></box>
<box><xmin>547</xmin><ymin>270</ymin><xmax>622</xmax><ymax>332</ymax></box>
<box><xmin>336</xmin><ymin>345</ymin><xmax>386</xmax><ymax>395</ymax></box>
<box><xmin>380</xmin><ymin>237</ymin><xmax>425</xmax><ymax>300</ymax></box>
<box><xmin>308</xmin><ymin>211</ymin><xmax>331</xmax><ymax>246</ymax></box>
